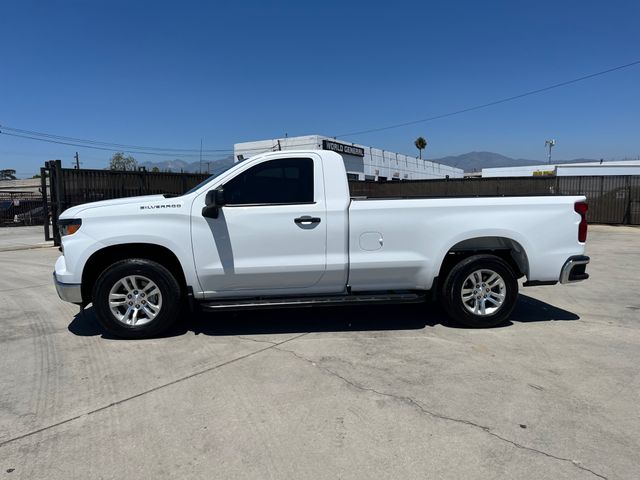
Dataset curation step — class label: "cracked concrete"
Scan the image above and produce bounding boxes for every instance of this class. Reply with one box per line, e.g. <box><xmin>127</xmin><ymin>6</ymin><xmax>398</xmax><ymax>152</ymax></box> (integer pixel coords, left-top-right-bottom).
<box><xmin>273</xmin><ymin>345</ymin><xmax>608</xmax><ymax>480</ymax></box>
<box><xmin>0</xmin><ymin>333</ymin><xmax>307</xmax><ymax>450</ymax></box>
<box><xmin>0</xmin><ymin>224</ymin><xmax>638</xmax><ymax>479</ymax></box>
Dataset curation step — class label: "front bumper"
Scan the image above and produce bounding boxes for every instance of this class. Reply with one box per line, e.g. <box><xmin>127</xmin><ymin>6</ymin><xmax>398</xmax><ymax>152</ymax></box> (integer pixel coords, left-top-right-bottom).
<box><xmin>559</xmin><ymin>255</ymin><xmax>590</xmax><ymax>284</ymax></box>
<box><xmin>53</xmin><ymin>272</ymin><xmax>83</xmax><ymax>304</ymax></box>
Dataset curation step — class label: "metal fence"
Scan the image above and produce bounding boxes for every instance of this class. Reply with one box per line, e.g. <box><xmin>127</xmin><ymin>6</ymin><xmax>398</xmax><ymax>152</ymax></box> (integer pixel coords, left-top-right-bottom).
<box><xmin>39</xmin><ymin>159</ymin><xmax>640</xmax><ymax>245</ymax></box>
<box><xmin>349</xmin><ymin>175</ymin><xmax>640</xmax><ymax>225</ymax></box>
<box><xmin>0</xmin><ymin>191</ymin><xmax>46</xmax><ymax>226</ymax></box>
<box><xmin>41</xmin><ymin>160</ymin><xmax>209</xmax><ymax>244</ymax></box>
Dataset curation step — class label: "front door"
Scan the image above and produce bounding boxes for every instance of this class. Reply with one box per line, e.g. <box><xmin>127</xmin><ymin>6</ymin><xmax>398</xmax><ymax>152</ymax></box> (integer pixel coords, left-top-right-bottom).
<box><xmin>191</xmin><ymin>156</ymin><xmax>328</xmax><ymax>295</ymax></box>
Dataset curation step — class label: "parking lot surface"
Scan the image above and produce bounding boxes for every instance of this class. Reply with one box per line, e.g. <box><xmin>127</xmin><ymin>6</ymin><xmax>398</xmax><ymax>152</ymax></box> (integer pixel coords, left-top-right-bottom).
<box><xmin>0</xmin><ymin>225</ymin><xmax>638</xmax><ymax>479</ymax></box>
<box><xmin>0</xmin><ymin>226</ymin><xmax>52</xmax><ymax>252</ymax></box>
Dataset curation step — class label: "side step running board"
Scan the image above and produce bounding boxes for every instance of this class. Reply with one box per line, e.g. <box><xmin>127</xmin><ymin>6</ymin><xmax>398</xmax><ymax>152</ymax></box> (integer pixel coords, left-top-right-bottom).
<box><xmin>199</xmin><ymin>292</ymin><xmax>427</xmax><ymax>311</ymax></box>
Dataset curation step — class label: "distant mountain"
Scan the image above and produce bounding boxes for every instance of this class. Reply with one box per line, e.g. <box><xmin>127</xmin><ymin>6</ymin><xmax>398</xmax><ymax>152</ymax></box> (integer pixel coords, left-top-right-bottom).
<box><xmin>139</xmin><ymin>159</ymin><xmax>192</xmax><ymax>172</ymax></box>
<box><xmin>141</xmin><ymin>151</ymin><xmax>602</xmax><ymax>175</ymax></box>
<box><xmin>430</xmin><ymin>151</ymin><xmax>598</xmax><ymax>172</ymax></box>
<box><xmin>430</xmin><ymin>152</ymin><xmax>543</xmax><ymax>172</ymax></box>
<box><xmin>140</xmin><ymin>155</ymin><xmax>235</xmax><ymax>175</ymax></box>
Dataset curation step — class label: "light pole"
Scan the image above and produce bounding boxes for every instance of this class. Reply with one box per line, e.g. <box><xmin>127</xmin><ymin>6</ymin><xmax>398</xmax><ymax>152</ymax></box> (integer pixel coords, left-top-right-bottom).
<box><xmin>545</xmin><ymin>139</ymin><xmax>556</xmax><ymax>164</ymax></box>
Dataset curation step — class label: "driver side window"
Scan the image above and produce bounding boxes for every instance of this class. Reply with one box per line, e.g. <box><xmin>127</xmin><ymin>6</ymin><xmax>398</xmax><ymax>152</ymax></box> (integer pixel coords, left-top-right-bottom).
<box><xmin>223</xmin><ymin>158</ymin><xmax>314</xmax><ymax>205</ymax></box>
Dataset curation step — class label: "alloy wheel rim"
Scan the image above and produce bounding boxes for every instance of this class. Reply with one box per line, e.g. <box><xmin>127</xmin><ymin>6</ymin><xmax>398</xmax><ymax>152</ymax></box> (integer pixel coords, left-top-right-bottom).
<box><xmin>461</xmin><ymin>269</ymin><xmax>506</xmax><ymax>316</ymax></box>
<box><xmin>108</xmin><ymin>275</ymin><xmax>162</xmax><ymax>326</ymax></box>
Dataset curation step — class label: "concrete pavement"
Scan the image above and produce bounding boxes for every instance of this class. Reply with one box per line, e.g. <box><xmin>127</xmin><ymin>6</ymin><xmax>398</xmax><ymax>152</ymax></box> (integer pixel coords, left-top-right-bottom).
<box><xmin>0</xmin><ymin>226</ymin><xmax>52</xmax><ymax>252</ymax></box>
<box><xmin>0</xmin><ymin>225</ymin><xmax>638</xmax><ymax>479</ymax></box>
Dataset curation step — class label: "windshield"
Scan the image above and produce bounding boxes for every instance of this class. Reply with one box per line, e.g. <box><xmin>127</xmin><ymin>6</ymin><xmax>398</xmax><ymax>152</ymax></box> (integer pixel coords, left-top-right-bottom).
<box><xmin>184</xmin><ymin>162</ymin><xmax>239</xmax><ymax>195</ymax></box>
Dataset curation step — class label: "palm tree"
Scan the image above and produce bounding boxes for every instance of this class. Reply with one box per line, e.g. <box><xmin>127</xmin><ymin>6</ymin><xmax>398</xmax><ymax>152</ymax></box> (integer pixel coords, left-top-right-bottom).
<box><xmin>414</xmin><ymin>137</ymin><xmax>427</xmax><ymax>159</ymax></box>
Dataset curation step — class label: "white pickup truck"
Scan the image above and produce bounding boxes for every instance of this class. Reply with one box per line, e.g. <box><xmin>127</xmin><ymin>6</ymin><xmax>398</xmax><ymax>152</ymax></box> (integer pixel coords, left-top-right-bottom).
<box><xmin>53</xmin><ymin>150</ymin><xmax>590</xmax><ymax>338</ymax></box>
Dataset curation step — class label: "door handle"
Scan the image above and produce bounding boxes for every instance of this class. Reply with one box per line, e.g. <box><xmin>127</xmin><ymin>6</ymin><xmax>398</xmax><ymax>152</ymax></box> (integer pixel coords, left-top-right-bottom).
<box><xmin>294</xmin><ymin>216</ymin><xmax>321</xmax><ymax>224</ymax></box>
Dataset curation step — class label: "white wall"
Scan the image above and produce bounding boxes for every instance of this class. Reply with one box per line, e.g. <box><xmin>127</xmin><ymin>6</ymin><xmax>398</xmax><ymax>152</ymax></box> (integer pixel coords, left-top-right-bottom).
<box><xmin>234</xmin><ymin>135</ymin><xmax>464</xmax><ymax>180</ymax></box>
<box><xmin>481</xmin><ymin>165</ymin><xmax>556</xmax><ymax>177</ymax></box>
<box><xmin>482</xmin><ymin>160</ymin><xmax>640</xmax><ymax>177</ymax></box>
<box><xmin>0</xmin><ymin>178</ymin><xmax>42</xmax><ymax>193</ymax></box>
<box><xmin>234</xmin><ymin>135</ymin><xmax>322</xmax><ymax>161</ymax></box>
<box><xmin>361</xmin><ymin>148</ymin><xmax>462</xmax><ymax>180</ymax></box>
<box><xmin>556</xmin><ymin>165</ymin><xmax>640</xmax><ymax>176</ymax></box>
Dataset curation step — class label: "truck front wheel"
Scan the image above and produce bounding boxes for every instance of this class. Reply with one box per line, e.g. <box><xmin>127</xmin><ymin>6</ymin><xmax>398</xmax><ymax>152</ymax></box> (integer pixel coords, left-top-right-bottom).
<box><xmin>92</xmin><ymin>259</ymin><xmax>182</xmax><ymax>339</ymax></box>
<box><xmin>441</xmin><ymin>254</ymin><xmax>518</xmax><ymax>328</ymax></box>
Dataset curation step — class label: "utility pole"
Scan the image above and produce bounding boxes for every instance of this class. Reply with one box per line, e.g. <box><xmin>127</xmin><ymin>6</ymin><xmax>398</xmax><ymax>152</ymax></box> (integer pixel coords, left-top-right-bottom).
<box><xmin>74</xmin><ymin>152</ymin><xmax>80</xmax><ymax>169</ymax></box>
<box><xmin>206</xmin><ymin>161</ymin><xmax>211</xmax><ymax>174</ymax></box>
<box><xmin>545</xmin><ymin>139</ymin><xmax>556</xmax><ymax>164</ymax></box>
<box><xmin>199</xmin><ymin>139</ymin><xmax>203</xmax><ymax>173</ymax></box>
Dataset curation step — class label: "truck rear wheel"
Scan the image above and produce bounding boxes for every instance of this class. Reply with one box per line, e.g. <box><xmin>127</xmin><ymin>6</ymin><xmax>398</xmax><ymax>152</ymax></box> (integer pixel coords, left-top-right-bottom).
<box><xmin>441</xmin><ymin>254</ymin><xmax>518</xmax><ymax>328</ymax></box>
<box><xmin>92</xmin><ymin>259</ymin><xmax>182</xmax><ymax>339</ymax></box>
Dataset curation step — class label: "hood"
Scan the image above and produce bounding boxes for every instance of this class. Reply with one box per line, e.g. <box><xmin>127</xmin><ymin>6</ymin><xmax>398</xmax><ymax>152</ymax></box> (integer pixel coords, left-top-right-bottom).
<box><xmin>59</xmin><ymin>194</ymin><xmax>169</xmax><ymax>219</ymax></box>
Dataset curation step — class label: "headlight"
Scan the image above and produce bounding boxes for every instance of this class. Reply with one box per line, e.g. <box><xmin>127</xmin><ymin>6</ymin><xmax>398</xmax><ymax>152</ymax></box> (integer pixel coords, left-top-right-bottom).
<box><xmin>58</xmin><ymin>218</ymin><xmax>82</xmax><ymax>237</ymax></box>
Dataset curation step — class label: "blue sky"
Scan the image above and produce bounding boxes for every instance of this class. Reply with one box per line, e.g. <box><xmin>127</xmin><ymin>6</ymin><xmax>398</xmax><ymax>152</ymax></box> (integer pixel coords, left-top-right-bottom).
<box><xmin>1</xmin><ymin>0</ymin><xmax>639</xmax><ymax>177</ymax></box>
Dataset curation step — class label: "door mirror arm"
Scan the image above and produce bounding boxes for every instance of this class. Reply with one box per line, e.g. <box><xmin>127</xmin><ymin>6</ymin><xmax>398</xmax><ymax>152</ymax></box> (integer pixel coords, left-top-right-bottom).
<box><xmin>202</xmin><ymin>188</ymin><xmax>226</xmax><ymax>219</ymax></box>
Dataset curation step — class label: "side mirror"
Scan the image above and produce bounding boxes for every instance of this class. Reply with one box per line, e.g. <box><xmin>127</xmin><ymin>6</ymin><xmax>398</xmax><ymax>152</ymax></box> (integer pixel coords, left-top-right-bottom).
<box><xmin>202</xmin><ymin>188</ymin><xmax>225</xmax><ymax>219</ymax></box>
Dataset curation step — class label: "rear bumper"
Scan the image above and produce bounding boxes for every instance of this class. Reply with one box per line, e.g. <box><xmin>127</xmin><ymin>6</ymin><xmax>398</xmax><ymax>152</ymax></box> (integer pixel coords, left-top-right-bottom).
<box><xmin>53</xmin><ymin>272</ymin><xmax>83</xmax><ymax>304</ymax></box>
<box><xmin>559</xmin><ymin>255</ymin><xmax>590</xmax><ymax>284</ymax></box>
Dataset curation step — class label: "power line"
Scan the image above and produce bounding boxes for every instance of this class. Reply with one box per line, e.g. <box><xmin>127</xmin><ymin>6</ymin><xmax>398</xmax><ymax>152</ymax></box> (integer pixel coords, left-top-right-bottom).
<box><xmin>335</xmin><ymin>59</ymin><xmax>640</xmax><ymax>138</ymax></box>
<box><xmin>0</xmin><ymin>126</ymin><xmax>233</xmax><ymax>153</ymax></box>
<box><xmin>0</xmin><ymin>132</ymin><xmax>231</xmax><ymax>159</ymax></box>
<box><xmin>0</xmin><ymin>125</ymin><xmax>317</xmax><ymax>157</ymax></box>
<box><xmin>0</xmin><ymin>127</ymin><xmax>323</xmax><ymax>162</ymax></box>
<box><xmin>8</xmin><ymin>58</ymin><xmax>637</xmax><ymax>155</ymax></box>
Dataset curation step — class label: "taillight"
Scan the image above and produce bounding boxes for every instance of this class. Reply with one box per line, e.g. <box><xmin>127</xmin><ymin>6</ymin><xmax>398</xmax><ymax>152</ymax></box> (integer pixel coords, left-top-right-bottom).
<box><xmin>574</xmin><ymin>201</ymin><xmax>588</xmax><ymax>242</ymax></box>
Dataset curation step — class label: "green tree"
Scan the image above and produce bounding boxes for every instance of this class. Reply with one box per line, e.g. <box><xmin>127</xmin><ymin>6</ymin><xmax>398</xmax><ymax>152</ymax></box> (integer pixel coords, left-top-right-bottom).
<box><xmin>109</xmin><ymin>152</ymin><xmax>137</xmax><ymax>171</ymax></box>
<box><xmin>0</xmin><ymin>169</ymin><xmax>17</xmax><ymax>180</ymax></box>
<box><xmin>414</xmin><ymin>137</ymin><xmax>427</xmax><ymax>159</ymax></box>
<box><xmin>151</xmin><ymin>166</ymin><xmax>160</xmax><ymax>173</ymax></box>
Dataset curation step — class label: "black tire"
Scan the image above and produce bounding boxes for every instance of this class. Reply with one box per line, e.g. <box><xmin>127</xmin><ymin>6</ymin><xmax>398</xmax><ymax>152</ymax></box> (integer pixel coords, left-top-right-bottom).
<box><xmin>92</xmin><ymin>259</ymin><xmax>182</xmax><ymax>339</ymax></box>
<box><xmin>441</xmin><ymin>254</ymin><xmax>518</xmax><ymax>328</ymax></box>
